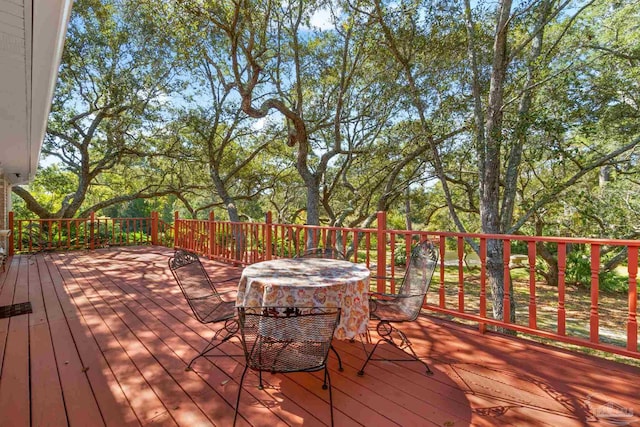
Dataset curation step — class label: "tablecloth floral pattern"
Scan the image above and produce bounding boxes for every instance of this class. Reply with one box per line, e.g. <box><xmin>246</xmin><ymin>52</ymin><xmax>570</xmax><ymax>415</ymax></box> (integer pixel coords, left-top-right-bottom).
<box><xmin>236</xmin><ymin>258</ymin><xmax>371</xmax><ymax>340</ymax></box>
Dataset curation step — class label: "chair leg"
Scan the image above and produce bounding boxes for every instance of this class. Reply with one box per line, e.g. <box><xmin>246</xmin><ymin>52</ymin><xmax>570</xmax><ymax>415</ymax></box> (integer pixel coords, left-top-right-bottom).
<box><xmin>323</xmin><ymin>368</ymin><xmax>328</xmax><ymax>390</ymax></box>
<box><xmin>357</xmin><ymin>337</ymin><xmax>384</xmax><ymax>376</ymax></box>
<box><xmin>326</xmin><ymin>367</ymin><xmax>334</xmax><ymax>427</ymax></box>
<box><xmin>233</xmin><ymin>364</ymin><xmax>249</xmax><ymax>426</ymax></box>
<box><xmin>186</xmin><ymin>320</ymin><xmax>241</xmax><ymax>371</ymax></box>
<box><xmin>357</xmin><ymin>321</ymin><xmax>433</xmax><ymax>376</ymax></box>
<box><xmin>394</xmin><ymin>328</ymin><xmax>433</xmax><ymax>375</ymax></box>
<box><xmin>187</xmin><ymin>337</ymin><xmax>222</xmax><ymax>370</ymax></box>
<box><xmin>330</xmin><ymin>345</ymin><xmax>344</xmax><ymax>372</ymax></box>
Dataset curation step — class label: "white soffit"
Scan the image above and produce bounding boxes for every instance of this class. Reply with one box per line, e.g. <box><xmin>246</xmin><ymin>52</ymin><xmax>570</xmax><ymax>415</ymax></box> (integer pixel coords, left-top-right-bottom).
<box><xmin>0</xmin><ymin>0</ymin><xmax>72</xmax><ymax>185</ymax></box>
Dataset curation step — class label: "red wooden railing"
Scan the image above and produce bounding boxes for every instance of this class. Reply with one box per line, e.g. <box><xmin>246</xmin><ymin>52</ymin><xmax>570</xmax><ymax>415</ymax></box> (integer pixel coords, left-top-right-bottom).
<box><xmin>173</xmin><ymin>211</ymin><xmax>640</xmax><ymax>360</ymax></box>
<box><xmin>8</xmin><ymin>210</ymin><xmax>639</xmax><ymax>360</ymax></box>
<box><xmin>8</xmin><ymin>211</ymin><xmax>174</xmax><ymax>254</ymax></box>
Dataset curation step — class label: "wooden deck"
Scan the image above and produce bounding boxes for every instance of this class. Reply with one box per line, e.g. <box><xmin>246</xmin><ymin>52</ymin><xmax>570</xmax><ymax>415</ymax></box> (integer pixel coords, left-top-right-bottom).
<box><xmin>0</xmin><ymin>247</ymin><xmax>638</xmax><ymax>427</ymax></box>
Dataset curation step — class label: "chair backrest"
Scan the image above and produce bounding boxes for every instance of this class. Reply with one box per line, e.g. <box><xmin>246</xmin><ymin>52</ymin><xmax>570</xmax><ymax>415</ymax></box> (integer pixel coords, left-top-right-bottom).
<box><xmin>238</xmin><ymin>306</ymin><xmax>340</xmax><ymax>373</ymax></box>
<box><xmin>397</xmin><ymin>240</ymin><xmax>439</xmax><ymax>316</ymax></box>
<box><xmin>168</xmin><ymin>249</ymin><xmax>225</xmax><ymax>323</ymax></box>
<box><xmin>297</xmin><ymin>247</ymin><xmax>345</xmax><ymax>260</ymax></box>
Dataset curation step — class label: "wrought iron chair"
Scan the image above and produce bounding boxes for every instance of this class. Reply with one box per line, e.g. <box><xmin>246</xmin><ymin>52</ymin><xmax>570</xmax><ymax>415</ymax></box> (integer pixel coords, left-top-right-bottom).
<box><xmin>168</xmin><ymin>249</ymin><xmax>242</xmax><ymax>370</ymax></box>
<box><xmin>233</xmin><ymin>306</ymin><xmax>341</xmax><ymax>427</ymax></box>
<box><xmin>357</xmin><ymin>239</ymin><xmax>439</xmax><ymax>376</ymax></box>
<box><xmin>295</xmin><ymin>247</ymin><xmax>346</xmax><ymax>371</ymax></box>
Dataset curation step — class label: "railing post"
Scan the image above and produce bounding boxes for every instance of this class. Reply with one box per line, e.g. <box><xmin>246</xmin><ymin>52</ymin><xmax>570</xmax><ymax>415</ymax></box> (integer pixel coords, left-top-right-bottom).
<box><xmin>376</xmin><ymin>211</ymin><xmax>387</xmax><ymax>293</ymax></box>
<box><xmin>174</xmin><ymin>211</ymin><xmax>179</xmax><ymax>249</ymax></box>
<box><xmin>89</xmin><ymin>212</ymin><xmax>95</xmax><ymax>250</ymax></box>
<box><xmin>8</xmin><ymin>211</ymin><xmax>14</xmax><ymax>256</ymax></box>
<box><xmin>151</xmin><ymin>211</ymin><xmax>158</xmax><ymax>246</ymax></box>
<box><xmin>208</xmin><ymin>212</ymin><xmax>215</xmax><ymax>259</ymax></box>
<box><xmin>627</xmin><ymin>246</ymin><xmax>638</xmax><ymax>352</ymax></box>
<box><xmin>265</xmin><ymin>212</ymin><xmax>273</xmax><ymax>260</ymax></box>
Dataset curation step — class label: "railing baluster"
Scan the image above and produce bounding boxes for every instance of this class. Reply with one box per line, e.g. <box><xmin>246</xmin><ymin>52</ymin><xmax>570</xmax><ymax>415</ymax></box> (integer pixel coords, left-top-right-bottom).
<box><xmin>557</xmin><ymin>243</ymin><xmax>567</xmax><ymax>336</ymax></box>
<box><xmin>28</xmin><ymin>220</ymin><xmax>33</xmax><ymax>252</ymax></box>
<box><xmin>479</xmin><ymin>238</ymin><xmax>487</xmax><ymax>333</ymax></box>
<box><xmin>503</xmin><ymin>240</ymin><xmax>511</xmax><ymax>324</ymax></box>
<box><xmin>18</xmin><ymin>220</ymin><xmax>23</xmax><ymax>252</ymax></box>
<box><xmin>352</xmin><ymin>231</ymin><xmax>360</xmax><ymax>262</ymax></box>
<box><xmin>438</xmin><ymin>237</ymin><xmax>445</xmax><ymax>309</ymax></box>
<box><xmin>93</xmin><ymin>213</ymin><xmax>98</xmax><ymax>250</ymax></box>
<box><xmin>457</xmin><ymin>236</ymin><xmax>464</xmax><ymax>312</ymax></box>
<box><xmin>627</xmin><ymin>246</ymin><xmax>638</xmax><ymax>352</ymax></box>
<box><xmin>590</xmin><ymin>244</ymin><xmax>600</xmax><ymax>343</ymax></box>
<box><xmin>389</xmin><ymin>234</ymin><xmax>396</xmax><ymax>293</ymax></box>
<box><xmin>528</xmin><ymin>241</ymin><xmax>537</xmax><ymax>329</ymax></box>
<box><xmin>265</xmin><ymin>212</ymin><xmax>272</xmax><ymax>260</ymax></box>
<box><xmin>365</xmin><ymin>233</ymin><xmax>371</xmax><ymax>269</ymax></box>
<box><xmin>174</xmin><ymin>212</ymin><xmax>179</xmax><ymax>249</ymax></box>
<box><xmin>375</xmin><ymin>212</ymin><xmax>387</xmax><ymax>293</ymax></box>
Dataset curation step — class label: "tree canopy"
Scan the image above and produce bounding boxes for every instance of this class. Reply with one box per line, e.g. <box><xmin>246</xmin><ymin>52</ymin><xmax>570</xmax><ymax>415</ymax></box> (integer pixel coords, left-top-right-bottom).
<box><xmin>12</xmin><ymin>0</ymin><xmax>639</xmax><ymax>243</ymax></box>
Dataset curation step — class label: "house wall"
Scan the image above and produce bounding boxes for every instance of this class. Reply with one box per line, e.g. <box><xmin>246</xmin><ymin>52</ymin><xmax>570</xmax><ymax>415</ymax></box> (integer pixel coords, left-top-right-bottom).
<box><xmin>0</xmin><ymin>174</ymin><xmax>7</xmax><ymax>230</ymax></box>
<box><xmin>0</xmin><ymin>174</ymin><xmax>9</xmax><ymax>256</ymax></box>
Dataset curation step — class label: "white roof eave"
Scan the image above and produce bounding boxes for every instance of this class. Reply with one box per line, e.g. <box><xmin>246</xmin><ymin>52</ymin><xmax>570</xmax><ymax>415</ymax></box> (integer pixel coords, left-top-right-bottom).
<box><xmin>0</xmin><ymin>0</ymin><xmax>73</xmax><ymax>186</ymax></box>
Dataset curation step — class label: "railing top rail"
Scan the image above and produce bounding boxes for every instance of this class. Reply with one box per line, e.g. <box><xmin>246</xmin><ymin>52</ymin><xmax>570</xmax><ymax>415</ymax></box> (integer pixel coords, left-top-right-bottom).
<box><xmin>16</xmin><ymin>216</ymin><xmax>152</xmax><ymax>221</ymax></box>
<box><xmin>200</xmin><ymin>218</ymin><xmax>640</xmax><ymax>247</ymax></box>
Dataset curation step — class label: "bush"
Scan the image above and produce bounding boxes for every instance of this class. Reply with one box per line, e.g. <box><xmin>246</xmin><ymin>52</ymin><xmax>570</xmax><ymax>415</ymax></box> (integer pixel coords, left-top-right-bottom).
<box><xmin>394</xmin><ymin>246</ymin><xmax>407</xmax><ymax>266</ymax></box>
<box><xmin>566</xmin><ymin>251</ymin><xmax>591</xmax><ymax>286</ymax></box>
<box><xmin>566</xmin><ymin>250</ymin><xmax>629</xmax><ymax>293</ymax></box>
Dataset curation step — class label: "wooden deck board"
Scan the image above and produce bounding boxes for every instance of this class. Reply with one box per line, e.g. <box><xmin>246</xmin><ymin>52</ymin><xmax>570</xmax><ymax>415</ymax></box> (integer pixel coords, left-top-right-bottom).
<box><xmin>29</xmin><ymin>256</ymin><xmax>68</xmax><ymax>427</ymax></box>
<box><xmin>66</xmin><ymin>264</ymin><xmax>212</xmax><ymax>426</ymax></box>
<box><xmin>43</xmin><ymin>253</ymin><xmax>142</xmax><ymax>427</ymax></box>
<box><xmin>0</xmin><ymin>256</ymin><xmax>19</xmax><ymax>373</ymax></box>
<box><xmin>52</xmin><ymin>255</ymin><xmax>177</xmax><ymax>426</ymax></box>
<box><xmin>0</xmin><ymin>247</ymin><xmax>638</xmax><ymax>427</ymax></box>
<box><xmin>0</xmin><ymin>257</ymin><xmax>30</xmax><ymax>427</ymax></box>
<box><xmin>75</xmin><ymin>252</ymin><xmax>309</xmax><ymax>427</ymax></box>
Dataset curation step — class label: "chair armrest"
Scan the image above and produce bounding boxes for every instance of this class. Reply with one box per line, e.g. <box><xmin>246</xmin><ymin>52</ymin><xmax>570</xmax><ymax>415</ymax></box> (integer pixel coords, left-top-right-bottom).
<box><xmin>369</xmin><ymin>291</ymin><xmax>397</xmax><ymax>300</ymax></box>
<box><xmin>369</xmin><ymin>275</ymin><xmax>396</xmax><ymax>281</ymax></box>
<box><xmin>369</xmin><ymin>292</ymin><xmax>425</xmax><ymax>300</ymax></box>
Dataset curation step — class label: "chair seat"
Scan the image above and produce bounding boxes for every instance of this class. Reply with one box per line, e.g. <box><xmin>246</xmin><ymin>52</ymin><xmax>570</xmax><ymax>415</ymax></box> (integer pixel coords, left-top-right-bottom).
<box><xmin>248</xmin><ymin>339</ymin><xmax>329</xmax><ymax>373</ymax></box>
<box><xmin>192</xmin><ymin>298</ymin><xmax>236</xmax><ymax>323</ymax></box>
<box><xmin>370</xmin><ymin>298</ymin><xmax>415</xmax><ymax>322</ymax></box>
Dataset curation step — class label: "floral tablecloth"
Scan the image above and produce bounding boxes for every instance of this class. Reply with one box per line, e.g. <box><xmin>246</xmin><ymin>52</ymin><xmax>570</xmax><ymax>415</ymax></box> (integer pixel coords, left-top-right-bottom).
<box><xmin>236</xmin><ymin>258</ymin><xmax>371</xmax><ymax>340</ymax></box>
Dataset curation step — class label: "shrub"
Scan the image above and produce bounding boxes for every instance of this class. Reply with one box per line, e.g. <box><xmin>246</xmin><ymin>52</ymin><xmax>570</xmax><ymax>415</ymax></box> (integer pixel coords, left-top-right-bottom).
<box><xmin>394</xmin><ymin>246</ymin><xmax>407</xmax><ymax>266</ymax></box>
<box><xmin>566</xmin><ymin>249</ymin><xmax>629</xmax><ymax>293</ymax></box>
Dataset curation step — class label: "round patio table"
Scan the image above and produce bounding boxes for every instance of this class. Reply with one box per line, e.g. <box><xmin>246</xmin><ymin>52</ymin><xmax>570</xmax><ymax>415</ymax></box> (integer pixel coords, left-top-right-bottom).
<box><xmin>236</xmin><ymin>257</ymin><xmax>371</xmax><ymax>340</ymax></box>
